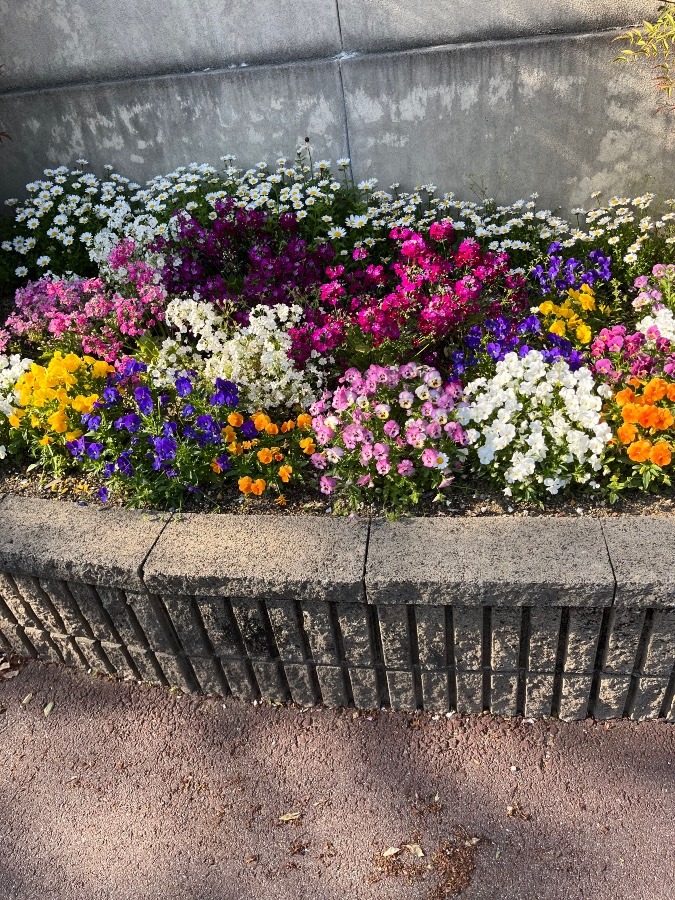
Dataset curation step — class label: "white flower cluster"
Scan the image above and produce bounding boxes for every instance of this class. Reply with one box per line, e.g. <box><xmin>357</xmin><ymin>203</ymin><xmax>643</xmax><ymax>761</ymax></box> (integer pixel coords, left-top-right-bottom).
<box><xmin>0</xmin><ymin>353</ymin><xmax>34</xmax><ymax>459</ymax></box>
<box><xmin>456</xmin><ymin>351</ymin><xmax>612</xmax><ymax>498</ymax></box>
<box><xmin>636</xmin><ymin>306</ymin><xmax>675</xmax><ymax>343</ymax></box>
<box><xmin>151</xmin><ymin>300</ymin><xmax>325</xmax><ymax>411</ymax></box>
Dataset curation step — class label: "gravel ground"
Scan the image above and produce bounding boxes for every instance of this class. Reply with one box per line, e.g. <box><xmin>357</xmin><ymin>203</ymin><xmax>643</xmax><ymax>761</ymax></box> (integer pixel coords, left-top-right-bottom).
<box><xmin>0</xmin><ymin>659</ymin><xmax>674</xmax><ymax>900</ymax></box>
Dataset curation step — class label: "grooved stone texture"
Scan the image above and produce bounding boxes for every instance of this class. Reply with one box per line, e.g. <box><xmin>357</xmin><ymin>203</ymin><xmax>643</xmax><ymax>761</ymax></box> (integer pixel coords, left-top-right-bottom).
<box><xmin>0</xmin><ymin>499</ymin><xmax>673</xmax><ymax>721</ymax></box>
<box><xmin>366</xmin><ymin>518</ymin><xmax>614</xmax><ymax>607</ymax></box>
<box><xmin>0</xmin><ymin>497</ymin><xmax>168</xmax><ymax>590</ymax></box>
<box><xmin>144</xmin><ymin>513</ymin><xmax>368</xmax><ymax>602</ymax></box>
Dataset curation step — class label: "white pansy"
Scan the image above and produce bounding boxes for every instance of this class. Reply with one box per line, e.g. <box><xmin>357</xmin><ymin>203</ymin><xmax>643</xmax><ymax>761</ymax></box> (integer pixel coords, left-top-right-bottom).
<box><xmin>458</xmin><ymin>351</ymin><xmax>612</xmax><ymax>499</ymax></box>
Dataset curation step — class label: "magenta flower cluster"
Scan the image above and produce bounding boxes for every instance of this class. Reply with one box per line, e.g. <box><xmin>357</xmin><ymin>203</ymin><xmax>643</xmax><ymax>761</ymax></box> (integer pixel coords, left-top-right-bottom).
<box><xmin>288</xmin><ymin>221</ymin><xmax>529</xmax><ymax>367</ymax></box>
<box><xmin>590</xmin><ymin>324</ymin><xmax>675</xmax><ymax>382</ymax></box>
<box><xmin>0</xmin><ymin>243</ymin><xmax>166</xmax><ymax>367</ymax></box>
<box><xmin>307</xmin><ymin>362</ymin><xmax>467</xmax><ymax>507</ymax></box>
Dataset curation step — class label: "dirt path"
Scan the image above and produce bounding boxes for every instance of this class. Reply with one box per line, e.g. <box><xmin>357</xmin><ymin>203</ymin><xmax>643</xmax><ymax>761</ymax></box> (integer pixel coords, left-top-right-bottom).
<box><xmin>1</xmin><ymin>659</ymin><xmax>673</xmax><ymax>900</ymax></box>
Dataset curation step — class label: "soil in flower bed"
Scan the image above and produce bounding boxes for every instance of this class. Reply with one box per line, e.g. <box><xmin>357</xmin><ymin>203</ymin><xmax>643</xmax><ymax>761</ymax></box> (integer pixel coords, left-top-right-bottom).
<box><xmin>2</xmin><ymin>459</ymin><xmax>675</xmax><ymax>518</ymax></box>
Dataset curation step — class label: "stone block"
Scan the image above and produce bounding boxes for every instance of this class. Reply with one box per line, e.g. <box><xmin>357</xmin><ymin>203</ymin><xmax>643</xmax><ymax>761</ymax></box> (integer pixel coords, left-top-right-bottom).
<box><xmin>301</xmin><ymin>601</ymin><xmax>339</xmax><ymax>665</ymax></box>
<box><xmin>195</xmin><ymin>598</ymin><xmax>244</xmax><ymax>658</ymax></box>
<box><xmin>0</xmin><ymin>620</ymin><xmax>36</xmax><ymax>657</ymax></box>
<box><xmin>283</xmin><ymin>664</ymin><xmax>319</xmax><ymax>707</ymax></box>
<box><xmin>377</xmin><ymin>606</ymin><xmax>411</xmax><ymax>669</ymax></box>
<box><xmin>366</xmin><ymin>518</ymin><xmax>613</xmax><ymax>606</ymax></box>
<box><xmin>162</xmin><ymin>595</ymin><xmax>211</xmax><ymax>657</ymax></box>
<box><xmin>421</xmin><ymin>671</ymin><xmax>449</xmax><ymax>712</ymax></box>
<box><xmin>491</xmin><ymin>608</ymin><xmax>522</xmax><ymax>671</ymax></box>
<box><xmin>338</xmin><ymin>0</ymin><xmax>653</xmax><ymax>53</ymax></box>
<box><xmin>267</xmin><ymin>600</ymin><xmax>307</xmax><ymax>663</ymax></box>
<box><xmin>315</xmin><ymin>665</ymin><xmax>348</xmax><ymax>707</ymax></box>
<box><xmin>642</xmin><ymin>609</ymin><xmax>675</xmax><ymax>677</ymax></box>
<box><xmin>39</xmin><ymin>578</ymin><xmax>91</xmax><ymax>636</ymax></box>
<box><xmin>528</xmin><ymin>607</ymin><xmax>562</xmax><ymax>671</ymax></box>
<box><xmin>0</xmin><ymin>497</ymin><xmax>168</xmax><ymax>590</ymax></box>
<box><xmin>10</xmin><ymin>574</ymin><xmax>64</xmax><ymax>634</ymax></box>
<box><xmin>67</xmin><ymin>583</ymin><xmax>119</xmax><ymax>644</ymax></box>
<box><xmin>0</xmin><ymin>574</ymin><xmax>33</xmax><ymax>627</ymax></box>
<box><xmin>124</xmin><ymin>590</ymin><xmax>179</xmax><ymax>653</ymax></box>
<box><xmin>665</xmin><ymin>692</ymin><xmax>675</xmax><ymax>722</ymax></box>
<box><xmin>231</xmin><ymin>599</ymin><xmax>275</xmax><ymax>660</ymax></box>
<box><xmin>604</xmin><ymin>608</ymin><xmax>645</xmax><ymax>675</ymax></box>
<box><xmin>144</xmin><ymin>513</ymin><xmax>367</xmax><ymax>602</ymax></box>
<box><xmin>219</xmin><ymin>659</ymin><xmax>258</xmax><ymax>700</ymax></box>
<box><xmin>0</xmin><ymin>0</ymin><xmax>341</xmax><ymax>91</ymax></box>
<box><xmin>123</xmin><ymin>645</ymin><xmax>165</xmax><ymax>685</ymax></box>
<box><xmin>491</xmin><ymin>673</ymin><xmax>519</xmax><ymax>717</ymax></box>
<box><xmin>415</xmin><ymin>606</ymin><xmax>447</xmax><ymax>671</ymax></box>
<box><xmin>595</xmin><ymin>675</ymin><xmax>632</xmax><ymax>719</ymax></box>
<box><xmin>250</xmin><ymin>660</ymin><xmax>289</xmax><ymax>703</ymax></box>
<box><xmin>100</xmin><ymin>642</ymin><xmax>139</xmax><ymax>680</ymax></box>
<box><xmin>336</xmin><ymin>603</ymin><xmax>374</xmax><ymax>667</ymax></box>
<box><xmin>386</xmin><ymin>670</ymin><xmax>416</xmax><ymax>711</ymax></box>
<box><xmin>525</xmin><ymin>673</ymin><xmax>555</xmax><ymax>718</ymax></box>
<box><xmin>154</xmin><ymin>652</ymin><xmax>197</xmax><ymax>693</ymax></box>
<box><xmin>565</xmin><ymin>609</ymin><xmax>604</xmax><ymax>674</ymax></box>
<box><xmin>189</xmin><ymin>656</ymin><xmax>228</xmax><ymax>697</ymax></box>
<box><xmin>602</xmin><ymin>518</ymin><xmax>675</xmax><ymax>607</ymax></box>
<box><xmin>559</xmin><ymin>675</ymin><xmax>593</xmax><ymax>721</ymax></box>
<box><xmin>630</xmin><ymin>677</ymin><xmax>671</xmax><ymax>721</ymax></box>
<box><xmin>456</xmin><ymin>672</ymin><xmax>483</xmax><ymax>714</ymax></box>
<box><xmin>23</xmin><ymin>627</ymin><xmax>63</xmax><ymax>664</ymax></box>
<box><xmin>73</xmin><ymin>636</ymin><xmax>112</xmax><ymax>674</ymax></box>
<box><xmin>96</xmin><ymin>586</ymin><xmax>149</xmax><ymax>648</ymax></box>
<box><xmin>453</xmin><ymin>608</ymin><xmax>484</xmax><ymax>671</ymax></box>
<box><xmin>349</xmin><ymin>667</ymin><xmax>380</xmax><ymax>710</ymax></box>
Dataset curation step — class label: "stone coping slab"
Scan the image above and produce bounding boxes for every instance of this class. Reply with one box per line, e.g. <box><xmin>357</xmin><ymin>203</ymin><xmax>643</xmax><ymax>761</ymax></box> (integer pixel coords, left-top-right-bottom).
<box><xmin>0</xmin><ymin>497</ymin><xmax>673</xmax><ymax>612</ymax></box>
<box><xmin>0</xmin><ymin>496</ymin><xmax>168</xmax><ymax>591</ymax></box>
<box><xmin>602</xmin><ymin>518</ymin><xmax>675</xmax><ymax>608</ymax></box>
<box><xmin>142</xmin><ymin>512</ymin><xmax>369</xmax><ymax>602</ymax></box>
<box><xmin>366</xmin><ymin>517</ymin><xmax>615</xmax><ymax>607</ymax></box>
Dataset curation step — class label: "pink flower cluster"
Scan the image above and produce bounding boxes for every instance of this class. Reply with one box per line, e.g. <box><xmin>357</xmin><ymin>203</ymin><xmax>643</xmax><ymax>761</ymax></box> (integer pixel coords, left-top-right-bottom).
<box><xmin>288</xmin><ymin>221</ymin><xmax>528</xmax><ymax>367</ymax></box>
<box><xmin>1</xmin><ymin>241</ymin><xmax>166</xmax><ymax>368</ymax></box>
<box><xmin>307</xmin><ymin>362</ymin><xmax>467</xmax><ymax>507</ymax></box>
<box><xmin>591</xmin><ymin>324</ymin><xmax>675</xmax><ymax>382</ymax></box>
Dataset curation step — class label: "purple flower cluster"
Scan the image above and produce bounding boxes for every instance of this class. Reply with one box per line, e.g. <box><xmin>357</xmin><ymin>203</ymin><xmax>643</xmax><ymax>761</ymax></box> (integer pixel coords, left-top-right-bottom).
<box><xmin>452</xmin><ymin>314</ymin><xmax>584</xmax><ymax>376</ymax></box>
<box><xmin>531</xmin><ymin>243</ymin><xmax>612</xmax><ymax>295</ymax></box>
<box><xmin>152</xmin><ymin>199</ymin><xmax>334</xmax><ymax>316</ymax></box>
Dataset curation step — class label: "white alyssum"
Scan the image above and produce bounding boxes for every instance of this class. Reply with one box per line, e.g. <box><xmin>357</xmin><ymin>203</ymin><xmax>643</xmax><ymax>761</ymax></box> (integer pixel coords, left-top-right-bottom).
<box><xmin>456</xmin><ymin>350</ymin><xmax>612</xmax><ymax>498</ymax></box>
<box><xmin>150</xmin><ymin>300</ymin><xmax>325</xmax><ymax>411</ymax></box>
<box><xmin>0</xmin><ymin>354</ymin><xmax>35</xmax><ymax>459</ymax></box>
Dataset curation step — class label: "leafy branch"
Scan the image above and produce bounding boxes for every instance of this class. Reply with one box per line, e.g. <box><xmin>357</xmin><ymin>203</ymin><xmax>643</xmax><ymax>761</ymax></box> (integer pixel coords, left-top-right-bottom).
<box><xmin>614</xmin><ymin>2</ymin><xmax>675</xmax><ymax>112</ymax></box>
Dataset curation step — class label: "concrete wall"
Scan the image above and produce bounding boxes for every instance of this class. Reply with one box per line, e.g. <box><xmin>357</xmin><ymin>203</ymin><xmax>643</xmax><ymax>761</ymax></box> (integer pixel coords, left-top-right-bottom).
<box><xmin>1</xmin><ymin>1</ymin><xmax>673</xmax><ymax>210</ymax></box>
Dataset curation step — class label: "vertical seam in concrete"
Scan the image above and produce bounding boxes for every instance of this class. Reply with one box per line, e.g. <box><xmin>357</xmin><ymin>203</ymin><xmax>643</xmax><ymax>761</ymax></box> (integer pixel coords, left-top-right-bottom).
<box><xmin>361</xmin><ymin>517</ymin><xmax>371</xmax><ymax>601</ymax></box>
<box><xmin>516</xmin><ymin>606</ymin><xmax>531</xmax><ymax>716</ymax></box>
<box><xmin>550</xmin><ymin>607</ymin><xmax>570</xmax><ymax>718</ymax></box>
<box><xmin>445</xmin><ymin>606</ymin><xmax>457</xmax><ymax>712</ymax></box>
<box><xmin>138</xmin><ymin>513</ymin><xmax>174</xmax><ymax>588</ymax></box>
<box><xmin>599</xmin><ymin>522</ymin><xmax>618</xmax><ymax>608</ymax></box>
<box><xmin>333</xmin><ymin>0</ymin><xmax>353</xmax><ymax>178</ymax></box>
<box><xmin>481</xmin><ymin>606</ymin><xmax>491</xmax><ymax>713</ymax></box>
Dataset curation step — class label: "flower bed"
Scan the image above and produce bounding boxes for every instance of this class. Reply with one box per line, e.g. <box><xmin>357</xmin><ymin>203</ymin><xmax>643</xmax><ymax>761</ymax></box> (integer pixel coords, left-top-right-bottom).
<box><xmin>1</xmin><ymin>153</ymin><xmax>675</xmax><ymax>513</ymax></box>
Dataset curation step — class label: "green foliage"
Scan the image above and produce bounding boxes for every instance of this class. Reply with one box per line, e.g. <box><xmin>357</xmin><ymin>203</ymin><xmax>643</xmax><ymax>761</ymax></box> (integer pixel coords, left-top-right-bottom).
<box><xmin>615</xmin><ymin>3</ymin><xmax>675</xmax><ymax>111</ymax></box>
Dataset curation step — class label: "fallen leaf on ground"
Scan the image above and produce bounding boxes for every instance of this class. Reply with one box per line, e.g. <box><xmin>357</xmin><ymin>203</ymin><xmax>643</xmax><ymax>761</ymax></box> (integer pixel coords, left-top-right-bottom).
<box><xmin>21</xmin><ymin>693</ymin><xmax>33</xmax><ymax>706</ymax></box>
<box><xmin>405</xmin><ymin>843</ymin><xmax>425</xmax><ymax>857</ymax></box>
<box><xmin>43</xmin><ymin>701</ymin><xmax>54</xmax><ymax>717</ymax></box>
<box><xmin>382</xmin><ymin>847</ymin><xmax>401</xmax><ymax>858</ymax></box>
<box><xmin>278</xmin><ymin>811</ymin><xmax>302</xmax><ymax>823</ymax></box>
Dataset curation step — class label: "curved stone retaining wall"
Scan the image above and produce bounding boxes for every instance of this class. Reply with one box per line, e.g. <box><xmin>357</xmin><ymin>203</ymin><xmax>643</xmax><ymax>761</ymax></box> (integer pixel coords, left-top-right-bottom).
<box><xmin>1</xmin><ymin>1</ymin><xmax>674</xmax><ymax>210</ymax></box>
<box><xmin>0</xmin><ymin>494</ymin><xmax>673</xmax><ymax>721</ymax></box>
